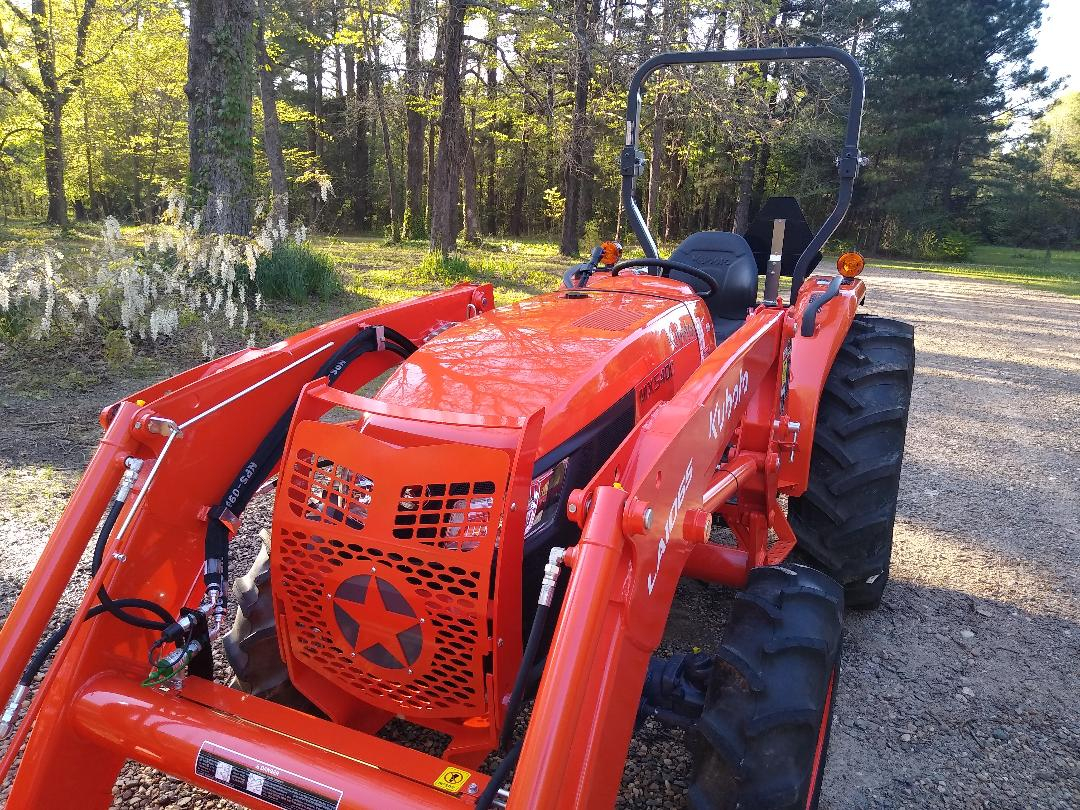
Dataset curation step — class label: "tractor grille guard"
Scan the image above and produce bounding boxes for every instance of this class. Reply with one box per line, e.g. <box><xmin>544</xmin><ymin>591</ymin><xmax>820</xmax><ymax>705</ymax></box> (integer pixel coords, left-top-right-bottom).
<box><xmin>273</xmin><ymin>381</ymin><xmax>540</xmax><ymax>731</ymax></box>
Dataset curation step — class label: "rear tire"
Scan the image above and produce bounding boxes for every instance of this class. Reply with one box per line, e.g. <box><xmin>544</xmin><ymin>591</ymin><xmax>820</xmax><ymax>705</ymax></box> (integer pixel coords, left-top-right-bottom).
<box><xmin>223</xmin><ymin>544</ymin><xmax>313</xmax><ymax>712</ymax></box>
<box><xmin>789</xmin><ymin>315</ymin><xmax>915</xmax><ymax>609</ymax></box>
<box><xmin>690</xmin><ymin>564</ymin><xmax>843</xmax><ymax>810</ymax></box>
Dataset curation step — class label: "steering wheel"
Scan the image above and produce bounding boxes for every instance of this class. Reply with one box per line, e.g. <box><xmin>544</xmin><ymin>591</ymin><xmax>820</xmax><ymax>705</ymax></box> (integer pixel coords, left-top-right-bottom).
<box><xmin>610</xmin><ymin>258</ymin><xmax>722</xmax><ymax>299</ymax></box>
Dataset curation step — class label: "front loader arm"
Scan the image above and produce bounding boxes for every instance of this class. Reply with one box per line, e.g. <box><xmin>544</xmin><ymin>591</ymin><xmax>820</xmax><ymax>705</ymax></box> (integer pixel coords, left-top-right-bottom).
<box><xmin>0</xmin><ymin>283</ymin><xmax>492</xmax><ymax>805</ymax></box>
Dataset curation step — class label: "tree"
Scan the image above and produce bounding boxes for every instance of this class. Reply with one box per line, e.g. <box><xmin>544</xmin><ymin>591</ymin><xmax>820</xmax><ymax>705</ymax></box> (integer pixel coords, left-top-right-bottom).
<box><xmin>859</xmin><ymin>0</ymin><xmax>1053</xmax><ymax>249</ymax></box>
<box><xmin>187</xmin><ymin>0</ymin><xmax>257</xmax><ymax>234</ymax></box>
<box><xmin>429</xmin><ymin>0</ymin><xmax>467</xmax><ymax>254</ymax></box>
<box><xmin>0</xmin><ymin>0</ymin><xmax>113</xmax><ymax>224</ymax></box>
<box><xmin>256</xmin><ymin>0</ymin><xmax>289</xmax><ymax>230</ymax></box>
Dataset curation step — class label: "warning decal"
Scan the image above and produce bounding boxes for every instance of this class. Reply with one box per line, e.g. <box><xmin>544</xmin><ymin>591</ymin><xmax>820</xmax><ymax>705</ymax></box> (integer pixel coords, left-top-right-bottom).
<box><xmin>433</xmin><ymin>765</ymin><xmax>471</xmax><ymax>793</ymax></box>
<box><xmin>196</xmin><ymin>741</ymin><xmax>342</xmax><ymax>810</ymax></box>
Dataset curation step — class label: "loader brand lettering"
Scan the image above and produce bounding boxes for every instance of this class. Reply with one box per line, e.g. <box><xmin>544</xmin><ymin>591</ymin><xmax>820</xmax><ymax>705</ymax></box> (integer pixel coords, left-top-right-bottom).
<box><xmin>707</xmin><ymin>369</ymin><xmax>751</xmax><ymax>440</ymax></box>
<box><xmin>196</xmin><ymin>742</ymin><xmax>342</xmax><ymax>810</ymax></box>
<box><xmin>646</xmin><ymin>458</ymin><xmax>694</xmax><ymax>595</ymax></box>
<box><xmin>638</xmin><ymin>361</ymin><xmax>674</xmax><ymax>405</ymax></box>
<box><xmin>226</xmin><ymin>461</ymin><xmax>259</xmax><ymax>508</ymax></box>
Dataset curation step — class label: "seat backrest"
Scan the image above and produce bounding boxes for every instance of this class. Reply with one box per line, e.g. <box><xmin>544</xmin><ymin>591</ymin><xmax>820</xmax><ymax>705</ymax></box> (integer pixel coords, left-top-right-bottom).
<box><xmin>743</xmin><ymin>196</ymin><xmax>822</xmax><ymax>278</ymax></box>
<box><xmin>668</xmin><ymin>231</ymin><xmax>759</xmax><ymax>321</ymax></box>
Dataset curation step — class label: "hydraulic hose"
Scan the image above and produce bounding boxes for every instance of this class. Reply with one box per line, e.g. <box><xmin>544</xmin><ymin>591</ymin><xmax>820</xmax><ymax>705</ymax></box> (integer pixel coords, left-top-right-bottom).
<box><xmin>195</xmin><ymin>324</ymin><xmax>418</xmax><ymax>650</ymax></box>
<box><xmin>498</xmin><ymin>602</ymin><xmax>550</xmax><ymax>752</ymax></box>
<box><xmin>475</xmin><ymin>740</ymin><xmax>522</xmax><ymax>810</ymax></box>
<box><xmin>497</xmin><ymin>547</ymin><xmax>566</xmax><ymax>752</ymax></box>
<box><xmin>90</xmin><ymin>496</ymin><xmax>174</xmax><ymax>631</ymax></box>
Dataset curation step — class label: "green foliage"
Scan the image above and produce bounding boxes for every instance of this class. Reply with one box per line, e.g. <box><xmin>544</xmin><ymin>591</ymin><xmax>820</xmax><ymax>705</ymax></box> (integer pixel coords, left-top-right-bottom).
<box><xmin>414</xmin><ymin>252</ymin><xmax>473</xmax><ymax>285</ymax></box>
<box><xmin>256</xmin><ymin>242</ymin><xmax>341</xmax><ymax>302</ymax></box>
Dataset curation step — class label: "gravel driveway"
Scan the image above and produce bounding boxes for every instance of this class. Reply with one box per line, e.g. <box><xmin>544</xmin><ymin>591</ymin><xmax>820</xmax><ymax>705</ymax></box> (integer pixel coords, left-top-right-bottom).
<box><xmin>1</xmin><ymin>267</ymin><xmax>1077</xmax><ymax>809</ymax></box>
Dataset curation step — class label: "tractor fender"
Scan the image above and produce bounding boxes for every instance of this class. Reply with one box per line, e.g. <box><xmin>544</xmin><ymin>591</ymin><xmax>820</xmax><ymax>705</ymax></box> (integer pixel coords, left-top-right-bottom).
<box><xmin>779</xmin><ymin>275</ymin><xmax>866</xmax><ymax>496</ymax></box>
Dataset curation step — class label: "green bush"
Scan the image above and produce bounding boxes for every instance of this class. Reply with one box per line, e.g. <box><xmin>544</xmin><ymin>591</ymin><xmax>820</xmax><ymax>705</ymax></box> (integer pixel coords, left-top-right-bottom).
<box><xmin>256</xmin><ymin>242</ymin><xmax>341</xmax><ymax>303</ymax></box>
<box><xmin>414</xmin><ymin>252</ymin><xmax>473</xmax><ymax>285</ymax></box>
<box><xmin>934</xmin><ymin>231</ymin><xmax>975</xmax><ymax>261</ymax></box>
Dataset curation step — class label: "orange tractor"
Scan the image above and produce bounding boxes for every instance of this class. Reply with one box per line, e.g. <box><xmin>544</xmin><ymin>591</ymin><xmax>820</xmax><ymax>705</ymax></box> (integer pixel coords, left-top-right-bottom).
<box><xmin>0</xmin><ymin>47</ymin><xmax>914</xmax><ymax>809</ymax></box>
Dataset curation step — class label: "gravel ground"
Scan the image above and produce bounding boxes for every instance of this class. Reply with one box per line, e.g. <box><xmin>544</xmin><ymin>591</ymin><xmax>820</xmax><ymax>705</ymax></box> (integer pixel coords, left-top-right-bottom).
<box><xmin>1</xmin><ymin>267</ymin><xmax>1078</xmax><ymax>809</ymax></box>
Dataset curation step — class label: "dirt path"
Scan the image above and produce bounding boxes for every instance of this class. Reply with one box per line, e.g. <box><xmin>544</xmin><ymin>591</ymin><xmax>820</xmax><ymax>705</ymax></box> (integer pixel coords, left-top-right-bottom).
<box><xmin>0</xmin><ymin>268</ymin><xmax>1077</xmax><ymax>809</ymax></box>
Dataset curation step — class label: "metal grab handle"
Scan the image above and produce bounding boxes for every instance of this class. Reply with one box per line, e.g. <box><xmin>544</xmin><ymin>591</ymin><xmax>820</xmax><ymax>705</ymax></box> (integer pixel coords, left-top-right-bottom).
<box><xmin>620</xmin><ymin>46</ymin><xmax>865</xmax><ymax>303</ymax></box>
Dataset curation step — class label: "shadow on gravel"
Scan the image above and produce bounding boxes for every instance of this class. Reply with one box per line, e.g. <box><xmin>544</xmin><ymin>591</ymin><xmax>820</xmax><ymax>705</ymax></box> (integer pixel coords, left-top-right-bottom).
<box><xmin>829</xmin><ymin>572</ymin><xmax>1080</xmax><ymax>810</ymax></box>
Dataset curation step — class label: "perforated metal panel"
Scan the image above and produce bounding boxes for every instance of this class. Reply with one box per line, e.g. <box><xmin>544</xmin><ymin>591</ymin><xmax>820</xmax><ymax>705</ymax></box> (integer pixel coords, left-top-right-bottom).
<box><xmin>274</xmin><ymin>420</ymin><xmax>509</xmax><ymax>718</ymax></box>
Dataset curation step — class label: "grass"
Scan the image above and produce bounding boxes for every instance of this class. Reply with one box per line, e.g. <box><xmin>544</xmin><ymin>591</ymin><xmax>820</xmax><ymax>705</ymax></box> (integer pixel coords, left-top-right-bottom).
<box><xmin>859</xmin><ymin>244</ymin><xmax>1080</xmax><ymax>297</ymax></box>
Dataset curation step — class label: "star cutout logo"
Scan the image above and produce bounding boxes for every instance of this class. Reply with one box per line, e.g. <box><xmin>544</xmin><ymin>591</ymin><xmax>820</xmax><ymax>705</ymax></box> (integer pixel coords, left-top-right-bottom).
<box><xmin>332</xmin><ymin>574</ymin><xmax>423</xmax><ymax>670</ymax></box>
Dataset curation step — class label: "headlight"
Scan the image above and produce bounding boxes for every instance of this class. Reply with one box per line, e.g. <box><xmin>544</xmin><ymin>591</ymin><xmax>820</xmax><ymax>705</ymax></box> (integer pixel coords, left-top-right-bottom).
<box><xmin>525</xmin><ymin>457</ymin><xmax>570</xmax><ymax>537</ymax></box>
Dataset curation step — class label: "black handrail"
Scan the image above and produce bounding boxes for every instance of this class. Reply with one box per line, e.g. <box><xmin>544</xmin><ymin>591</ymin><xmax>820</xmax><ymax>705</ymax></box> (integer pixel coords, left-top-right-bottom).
<box><xmin>620</xmin><ymin>46</ymin><xmax>865</xmax><ymax>303</ymax></box>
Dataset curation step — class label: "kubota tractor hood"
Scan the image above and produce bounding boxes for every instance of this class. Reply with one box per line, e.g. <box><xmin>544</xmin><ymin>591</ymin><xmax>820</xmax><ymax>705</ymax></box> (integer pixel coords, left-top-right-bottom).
<box><xmin>376</xmin><ymin>288</ymin><xmax>706</xmax><ymax>455</ymax></box>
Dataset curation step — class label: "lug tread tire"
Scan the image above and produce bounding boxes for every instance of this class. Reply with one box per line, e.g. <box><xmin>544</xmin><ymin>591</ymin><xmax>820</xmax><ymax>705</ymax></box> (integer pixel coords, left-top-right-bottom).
<box><xmin>224</xmin><ymin>546</ymin><xmax>314</xmax><ymax>712</ymax></box>
<box><xmin>789</xmin><ymin>315</ymin><xmax>914</xmax><ymax>609</ymax></box>
<box><xmin>689</xmin><ymin>564</ymin><xmax>844</xmax><ymax>810</ymax></box>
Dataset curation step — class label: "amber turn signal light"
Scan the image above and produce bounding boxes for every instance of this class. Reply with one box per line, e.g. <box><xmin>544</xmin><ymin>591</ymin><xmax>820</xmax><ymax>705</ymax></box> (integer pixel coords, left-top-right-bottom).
<box><xmin>837</xmin><ymin>252</ymin><xmax>865</xmax><ymax>278</ymax></box>
<box><xmin>600</xmin><ymin>240</ymin><xmax>623</xmax><ymax>267</ymax></box>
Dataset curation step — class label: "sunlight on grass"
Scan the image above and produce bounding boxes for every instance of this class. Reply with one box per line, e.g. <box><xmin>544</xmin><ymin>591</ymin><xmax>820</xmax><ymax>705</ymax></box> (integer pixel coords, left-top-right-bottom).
<box><xmin>860</xmin><ymin>245</ymin><xmax>1080</xmax><ymax>297</ymax></box>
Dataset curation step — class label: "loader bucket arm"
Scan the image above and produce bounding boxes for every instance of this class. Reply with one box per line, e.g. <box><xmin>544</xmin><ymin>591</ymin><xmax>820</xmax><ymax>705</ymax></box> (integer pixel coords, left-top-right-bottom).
<box><xmin>0</xmin><ymin>283</ymin><xmax>494</xmax><ymax>804</ymax></box>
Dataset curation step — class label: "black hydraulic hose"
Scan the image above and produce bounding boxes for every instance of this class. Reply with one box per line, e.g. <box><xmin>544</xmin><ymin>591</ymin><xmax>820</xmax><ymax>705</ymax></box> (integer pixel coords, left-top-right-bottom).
<box><xmin>90</xmin><ymin>496</ymin><xmax>174</xmax><ymax>631</ymax></box>
<box><xmin>498</xmin><ymin>601</ymin><xmax>551</xmax><ymax>752</ymax></box>
<box><xmin>475</xmin><ymin>740</ymin><xmax>523</xmax><ymax>810</ymax></box>
<box><xmin>17</xmin><ymin>596</ymin><xmax>179</xmax><ymax>688</ymax></box>
<box><xmin>199</xmin><ymin>325</ymin><xmax>418</xmax><ymax>629</ymax></box>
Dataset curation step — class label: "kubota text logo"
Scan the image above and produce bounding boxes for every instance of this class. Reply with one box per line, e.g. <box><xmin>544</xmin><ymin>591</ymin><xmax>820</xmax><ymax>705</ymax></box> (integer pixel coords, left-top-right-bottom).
<box><xmin>708</xmin><ymin>369</ymin><xmax>750</xmax><ymax>440</ymax></box>
<box><xmin>646</xmin><ymin>458</ymin><xmax>694</xmax><ymax>595</ymax></box>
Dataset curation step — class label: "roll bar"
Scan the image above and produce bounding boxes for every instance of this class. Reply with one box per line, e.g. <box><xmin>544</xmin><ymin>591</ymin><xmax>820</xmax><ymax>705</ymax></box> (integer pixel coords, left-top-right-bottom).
<box><xmin>620</xmin><ymin>46</ymin><xmax>865</xmax><ymax>303</ymax></box>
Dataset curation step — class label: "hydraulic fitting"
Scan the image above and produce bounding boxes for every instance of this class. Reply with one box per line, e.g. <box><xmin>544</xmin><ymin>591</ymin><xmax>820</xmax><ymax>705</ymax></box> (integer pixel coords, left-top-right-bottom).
<box><xmin>0</xmin><ymin>683</ymin><xmax>28</xmax><ymax>738</ymax></box>
<box><xmin>538</xmin><ymin>547</ymin><xmax>567</xmax><ymax>607</ymax></box>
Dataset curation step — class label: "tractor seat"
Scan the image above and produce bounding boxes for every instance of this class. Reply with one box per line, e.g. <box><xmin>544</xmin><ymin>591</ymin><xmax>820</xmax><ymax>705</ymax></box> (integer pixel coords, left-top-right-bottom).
<box><xmin>667</xmin><ymin>231</ymin><xmax>758</xmax><ymax>341</ymax></box>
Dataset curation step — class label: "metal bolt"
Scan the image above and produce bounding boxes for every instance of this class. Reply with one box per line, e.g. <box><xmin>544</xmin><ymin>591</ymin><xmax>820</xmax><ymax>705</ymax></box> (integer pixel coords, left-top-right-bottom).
<box><xmin>112</xmin><ymin>552</ymin><xmax>127</xmax><ymax>562</ymax></box>
<box><xmin>642</xmin><ymin>507</ymin><xmax>654</xmax><ymax>532</ymax></box>
<box><xmin>133</xmin><ymin>421</ymin><xmax>142</xmax><ymax>430</ymax></box>
<box><xmin>467</xmin><ymin>783</ymin><xmax>479</xmax><ymax>795</ymax></box>
<box><xmin>510</xmin><ymin>502</ymin><xmax>517</xmax><ymax>511</ymax></box>
<box><xmin>419</xmin><ymin>618</ymin><xmax>425</xmax><ymax>624</ymax></box>
<box><xmin>370</xmin><ymin>566</ymin><xmax>377</xmax><ymax>573</ymax></box>
<box><xmin>408</xmin><ymin>668</ymin><xmax>413</xmax><ymax>674</ymax></box>
<box><xmin>497</xmin><ymin>638</ymin><xmax>504</xmax><ymax>647</ymax></box>
<box><xmin>568</xmin><ymin>502</ymin><xmax>577</xmax><ymax>514</ymax></box>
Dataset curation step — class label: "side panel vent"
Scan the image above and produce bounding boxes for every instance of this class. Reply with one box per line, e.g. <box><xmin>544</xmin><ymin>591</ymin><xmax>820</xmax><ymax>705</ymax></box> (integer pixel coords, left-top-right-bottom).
<box><xmin>571</xmin><ymin>306</ymin><xmax>641</xmax><ymax>331</ymax></box>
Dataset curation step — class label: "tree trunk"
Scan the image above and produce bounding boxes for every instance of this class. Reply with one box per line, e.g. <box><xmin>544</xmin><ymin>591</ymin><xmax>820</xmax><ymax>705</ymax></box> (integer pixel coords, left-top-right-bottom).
<box><xmin>303</xmin><ymin>0</ymin><xmax>321</xmax><ymax>223</ymax></box>
<box><xmin>41</xmin><ymin>99</ymin><xmax>68</xmax><ymax>226</ymax></box>
<box><xmin>82</xmin><ymin>89</ymin><xmax>95</xmax><ymax>217</ymax></box>
<box><xmin>187</xmin><ymin>0</ymin><xmax>256</xmax><ymax>234</ymax></box>
<box><xmin>732</xmin><ymin>150</ymin><xmax>756</xmax><ymax>233</ymax></box>
<box><xmin>463</xmin><ymin>129</ymin><xmax>481</xmax><ymax>242</ymax></box>
<box><xmin>509</xmin><ymin>128</ymin><xmax>527</xmax><ymax>237</ymax></box>
<box><xmin>256</xmin><ymin>0</ymin><xmax>288</xmax><ymax>232</ymax></box>
<box><xmin>646</xmin><ymin>95</ymin><xmax>665</xmax><ymax>230</ymax></box>
<box><xmin>353</xmin><ymin>60</ymin><xmax>371</xmax><ymax>230</ymax></box>
<box><xmin>559</xmin><ymin>0</ymin><xmax>594</xmax><ymax>256</ymax></box>
<box><xmin>485</xmin><ymin>62</ymin><xmax>497</xmax><ymax>235</ymax></box>
<box><xmin>357</xmin><ymin>4</ymin><xmax>400</xmax><ymax>241</ymax></box>
<box><xmin>429</xmin><ymin>0</ymin><xmax>467</xmax><ymax>255</ymax></box>
<box><xmin>404</xmin><ymin>0</ymin><xmax>426</xmax><ymax>238</ymax></box>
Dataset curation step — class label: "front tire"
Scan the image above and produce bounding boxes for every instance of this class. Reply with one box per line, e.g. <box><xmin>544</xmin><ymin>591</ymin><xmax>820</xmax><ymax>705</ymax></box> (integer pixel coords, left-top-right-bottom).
<box><xmin>789</xmin><ymin>315</ymin><xmax>915</xmax><ymax>609</ymax></box>
<box><xmin>689</xmin><ymin>564</ymin><xmax>843</xmax><ymax>810</ymax></box>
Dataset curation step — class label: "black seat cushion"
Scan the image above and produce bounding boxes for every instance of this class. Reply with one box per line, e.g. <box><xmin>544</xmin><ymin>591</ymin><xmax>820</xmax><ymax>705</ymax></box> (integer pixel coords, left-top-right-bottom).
<box><xmin>668</xmin><ymin>231</ymin><xmax>759</xmax><ymax>325</ymax></box>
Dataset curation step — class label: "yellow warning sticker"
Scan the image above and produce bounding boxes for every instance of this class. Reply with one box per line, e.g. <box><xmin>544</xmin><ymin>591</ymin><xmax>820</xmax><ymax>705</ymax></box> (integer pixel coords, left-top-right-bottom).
<box><xmin>433</xmin><ymin>766</ymin><xmax>471</xmax><ymax>793</ymax></box>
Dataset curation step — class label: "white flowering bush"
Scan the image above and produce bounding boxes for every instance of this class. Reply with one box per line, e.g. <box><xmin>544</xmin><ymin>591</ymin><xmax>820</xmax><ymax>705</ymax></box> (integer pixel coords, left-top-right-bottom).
<box><xmin>0</xmin><ymin>195</ymin><xmax>312</xmax><ymax>360</ymax></box>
